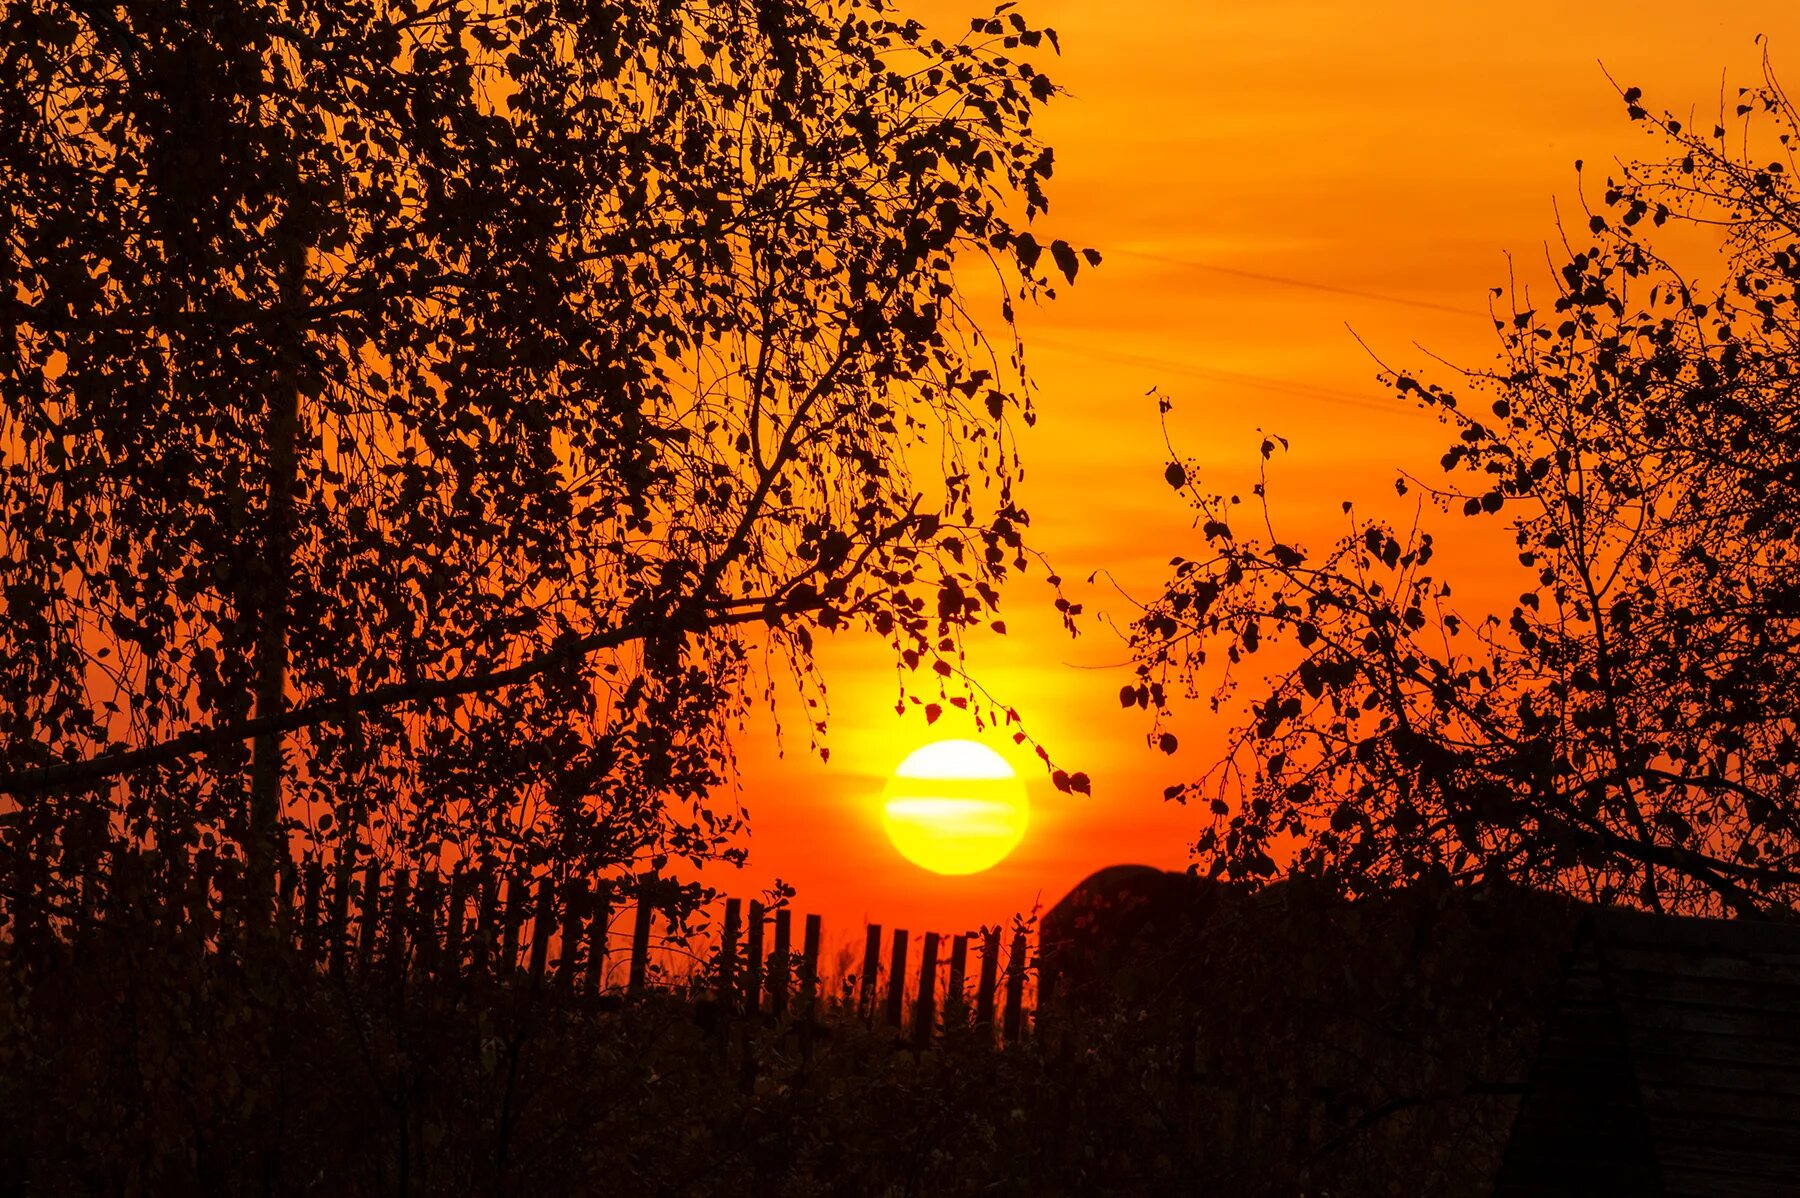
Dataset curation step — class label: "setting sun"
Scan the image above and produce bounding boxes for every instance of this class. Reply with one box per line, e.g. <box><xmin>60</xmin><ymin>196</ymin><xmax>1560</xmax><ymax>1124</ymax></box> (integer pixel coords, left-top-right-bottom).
<box><xmin>880</xmin><ymin>740</ymin><xmax>1030</xmax><ymax>875</ymax></box>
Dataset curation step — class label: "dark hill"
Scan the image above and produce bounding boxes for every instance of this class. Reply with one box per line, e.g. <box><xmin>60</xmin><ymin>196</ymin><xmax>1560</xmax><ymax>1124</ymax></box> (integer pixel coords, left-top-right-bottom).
<box><xmin>1036</xmin><ymin>865</ymin><xmax>1587</xmax><ymax>1192</ymax></box>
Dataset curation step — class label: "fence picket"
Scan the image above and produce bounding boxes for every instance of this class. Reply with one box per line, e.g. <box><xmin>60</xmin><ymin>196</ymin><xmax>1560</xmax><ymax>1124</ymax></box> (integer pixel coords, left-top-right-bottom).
<box><xmin>415</xmin><ymin>871</ymin><xmax>441</xmax><ymax>975</ymax></box>
<box><xmin>770</xmin><ymin>908</ymin><xmax>791</xmax><ymax>1017</ymax></box>
<box><xmin>277</xmin><ymin>854</ymin><xmax>299</xmax><ymax>940</ymax></box>
<box><xmin>300</xmin><ymin>860</ymin><xmax>322</xmax><ymax>964</ymax></box>
<box><xmin>357</xmin><ymin>862</ymin><xmax>382</xmax><ymax>968</ymax></box>
<box><xmin>558</xmin><ymin>879</ymin><xmax>589</xmax><ymax>988</ymax></box>
<box><xmin>1003</xmin><ymin>929</ymin><xmax>1027</xmax><ymax>1045</ymax></box>
<box><xmin>215</xmin><ymin>857</ymin><xmax>240</xmax><ymax>959</ymax></box>
<box><xmin>885</xmin><ymin>929</ymin><xmax>909</xmax><ymax>1029</ymax></box>
<box><xmin>947</xmin><ymin>934</ymin><xmax>969</xmax><ymax>1026</ymax></box>
<box><xmin>916</xmin><ymin>931</ymin><xmax>940</xmax><ymax>1045</ymax></box>
<box><xmin>719</xmin><ymin>898</ymin><xmax>741</xmax><ymax>1014</ymax></box>
<box><xmin>500</xmin><ymin>873</ymin><xmax>526</xmax><ymax>974</ymax></box>
<box><xmin>800</xmin><ymin>912</ymin><xmax>822</xmax><ymax>1062</ymax></box>
<box><xmin>860</xmin><ymin>924</ymin><xmax>882</xmax><ymax>1023</ymax></box>
<box><xmin>800</xmin><ymin>913</ymin><xmax>821</xmax><ymax>1014</ymax></box>
<box><xmin>13</xmin><ymin>833</ymin><xmax>44</xmax><ymax>966</ymax></box>
<box><xmin>975</xmin><ymin>927</ymin><xmax>999</xmax><ymax>1035</ymax></box>
<box><xmin>96</xmin><ymin>847</ymin><xmax>124</xmax><ymax>924</ymax></box>
<box><xmin>386</xmin><ymin>869</ymin><xmax>411</xmax><ymax>970</ymax></box>
<box><xmin>628</xmin><ymin>891</ymin><xmax>653</xmax><ymax>995</ymax></box>
<box><xmin>746</xmin><ymin>901</ymin><xmax>765</xmax><ymax>1016</ymax></box>
<box><xmin>528</xmin><ymin>876</ymin><xmax>554</xmax><ymax>982</ymax></box>
<box><xmin>445</xmin><ymin>869</ymin><xmax>471</xmax><ymax>974</ymax></box>
<box><xmin>586</xmin><ymin>887</ymin><xmax>612</xmax><ymax>992</ymax></box>
<box><xmin>165</xmin><ymin>846</ymin><xmax>190</xmax><ymax>932</ymax></box>
<box><xmin>22</xmin><ymin>849</ymin><xmax>1056</xmax><ymax>1043</ymax></box>
<box><xmin>73</xmin><ymin>845</ymin><xmax>102</xmax><ymax>961</ymax></box>
<box><xmin>190</xmin><ymin>851</ymin><xmax>217</xmax><ymax>955</ymax></box>
<box><xmin>327</xmin><ymin>842</ymin><xmax>355</xmax><ymax>978</ymax></box>
<box><xmin>475</xmin><ymin>864</ymin><xmax>499</xmax><ymax>974</ymax></box>
<box><xmin>142</xmin><ymin>849</ymin><xmax>163</xmax><ymax>931</ymax></box>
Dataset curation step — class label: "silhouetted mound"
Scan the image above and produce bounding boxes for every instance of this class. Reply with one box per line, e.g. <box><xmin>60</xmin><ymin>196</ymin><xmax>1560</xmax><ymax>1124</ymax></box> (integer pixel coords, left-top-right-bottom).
<box><xmin>1036</xmin><ymin>865</ymin><xmax>1589</xmax><ymax>1193</ymax></box>
<box><xmin>1037</xmin><ymin>863</ymin><xmax>1232</xmax><ymax>1011</ymax></box>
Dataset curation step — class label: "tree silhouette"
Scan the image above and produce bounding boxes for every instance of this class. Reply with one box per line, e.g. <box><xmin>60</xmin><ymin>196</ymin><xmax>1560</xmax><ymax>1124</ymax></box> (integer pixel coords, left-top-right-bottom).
<box><xmin>1133</xmin><ymin>58</ymin><xmax>1800</xmax><ymax>916</ymax></box>
<box><xmin>0</xmin><ymin>0</ymin><xmax>1089</xmax><ymax>911</ymax></box>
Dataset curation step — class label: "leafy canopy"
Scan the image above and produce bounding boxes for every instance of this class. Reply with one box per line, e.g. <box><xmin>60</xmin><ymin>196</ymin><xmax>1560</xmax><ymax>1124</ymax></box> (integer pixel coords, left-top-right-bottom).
<box><xmin>0</xmin><ymin>0</ymin><xmax>1090</xmax><ymax>897</ymax></box>
<box><xmin>1133</xmin><ymin>59</ymin><xmax>1800</xmax><ymax>916</ymax></box>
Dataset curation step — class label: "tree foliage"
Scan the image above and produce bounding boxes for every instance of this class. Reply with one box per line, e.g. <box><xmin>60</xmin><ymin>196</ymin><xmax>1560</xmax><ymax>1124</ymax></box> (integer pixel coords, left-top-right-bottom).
<box><xmin>0</xmin><ymin>0</ymin><xmax>1088</xmax><ymax>903</ymax></box>
<box><xmin>1133</xmin><ymin>59</ymin><xmax>1800</xmax><ymax>915</ymax></box>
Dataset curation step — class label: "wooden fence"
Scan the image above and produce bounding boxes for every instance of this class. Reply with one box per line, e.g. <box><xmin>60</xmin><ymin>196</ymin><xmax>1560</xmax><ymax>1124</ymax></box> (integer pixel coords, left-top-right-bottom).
<box><xmin>2</xmin><ymin>844</ymin><xmax>1038</xmax><ymax>1047</ymax></box>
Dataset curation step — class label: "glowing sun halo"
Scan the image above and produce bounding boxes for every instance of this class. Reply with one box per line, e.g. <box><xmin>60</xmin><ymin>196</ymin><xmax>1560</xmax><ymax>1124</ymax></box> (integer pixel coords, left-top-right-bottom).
<box><xmin>881</xmin><ymin>740</ymin><xmax>1029</xmax><ymax>876</ymax></box>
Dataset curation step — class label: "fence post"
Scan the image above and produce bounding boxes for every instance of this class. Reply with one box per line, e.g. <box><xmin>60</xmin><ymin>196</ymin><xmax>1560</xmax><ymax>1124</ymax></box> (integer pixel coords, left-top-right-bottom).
<box><xmin>445</xmin><ymin>868</ymin><xmax>471</xmax><ymax>977</ymax></box>
<box><xmin>1003</xmin><ymin>929</ymin><xmax>1028</xmax><ymax>1046</ymax></box>
<box><xmin>190</xmin><ymin>850</ymin><xmax>218</xmax><ymax>957</ymax></box>
<box><xmin>162</xmin><ymin>846</ymin><xmax>187</xmax><ymax>952</ymax></box>
<box><xmin>507</xmin><ymin>872</ymin><xmax>532</xmax><ymax>975</ymax></box>
<box><xmin>300</xmin><ymin>859</ymin><xmax>322</xmax><ymax>964</ymax></box>
<box><xmin>946</xmin><ymin>934</ymin><xmax>969</xmax><ymax>1027</ymax></box>
<box><xmin>800</xmin><ymin>912</ymin><xmax>822</xmax><ymax>1061</ymax></box>
<box><xmin>859</xmin><ymin>923</ymin><xmax>882</xmax><ymax>1023</ymax></box>
<box><xmin>73</xmin><ymin>844</ymin><xmax>103</xmax><ymax>960</ymax></box>
<box><xmin>718</xmin><ymin>898</ymin><xmax>742</xmax><ymax>1015</ymax></box>
<box><xmin>770</xmin><ymin>908</ymin><xmax>791</xmax><ymax>1017</ymax></box>
<box><xmin>328</xmin><ymin>840</ymin><xmax>356</xmax><ymax>978</ymax></box>
<box><xmin>628</xmin><ymin>890</ymin><xmax>653</xmax><ymax>995</ymax></box>
<box><xmin>215</xmin><ymin>855</ymin><xmax>241</xmax><ymax>959</ymax></box>
<box><xmin>164</xmin><ymin>844</ymin><xmax>190</xmax><ymax>934</ymax></box>
<box><xmin>100</xmin><ymin>846</ymin><xmax>137</xmax><ymax>926</ymax></box>
<box><xmin>90</xmin><ymin>845</ymin><xmax>115</xmax><ymax>927</ymax></box>
<box><xmin>277</xmin><ymin>852</ymin><xmax>299</xmax><ymax>942</ymax></box>
<box><xmin>975</xmin><ymin>927</ymin><xmax>1000</xmax><ymax>1036</ymax></box>
<box><xmin>385</xmin><ymin>869</ymin><xmax>411</xmax><ymax>971</ymax></box>
<box><xmin>415</xmin><ymin>871</ymin><xmax>441</xmax><ymax>975</ymax></box>
<box><xmin>915</xmin><ymin>931</ymin><xmax>940</xmax><ymax>1046</ymax></box>
<box><xmin>528</xmin><ymin>875</ymin><xmax>554</xmax><ymax>983</ymax></box>
<box><xmin>474</xmin><ymin>864</ymin><xmax>499</xmax><ymax>975</ymax></box>
<box><xmin>357</xmin><ymin>861</ymin><xmax>383</xmax><ymax>970</ymax></box>
<box><xmin>500</xmin><ymin>873</ymin><xmax>527</xmax><ymax>975</ymax></box>
<box><xmin>558</xmin><ymin>879</ymin><xmax>589</xmax><ymax>989</ymax></box>
<box><xmin>141</xmin><ymin>848</ymin><xmax>164</xmax><ymax>932</ymax></box>
<box><xmin>586</xmin><ymin>886</ymin><xmax>612</xmax><ymax>992</ymax></box>
<box><xmin>800</xmin><ymin>913</ymin><xmax>822</xmax><ymax>1014</ymax></box>
<box><xmin>738</xmin><ymin>904</ymin><xmax>765</xmax><ymax>1095</ymax></box>
<box><xmin>6</xmin><ymin>840</ymin><xmax>30</xmax><ymax>967</ymax></box>
<box><xmin>885</xmin><ymin>929</ymin><xmax>909</xmax><ymax>1029</ymax></box>
<box><xmin>746</xmin><ymin>900</ymin><xmax>765</xmax><ymax>1017</ymax></box>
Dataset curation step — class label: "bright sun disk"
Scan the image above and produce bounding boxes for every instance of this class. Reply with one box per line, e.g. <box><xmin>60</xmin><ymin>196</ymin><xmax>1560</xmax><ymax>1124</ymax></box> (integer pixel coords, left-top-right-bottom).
<box><xmin>881</xmin><ymin>739</ymin><xmax>1029</xmax><ymax>876</ymax></box>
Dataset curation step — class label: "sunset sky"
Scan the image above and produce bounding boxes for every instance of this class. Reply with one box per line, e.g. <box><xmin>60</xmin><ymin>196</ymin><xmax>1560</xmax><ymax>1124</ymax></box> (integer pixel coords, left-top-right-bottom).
<box><xmin>717</xmin><ymin>0</ymin><xmax>1798</xmax><ymax>938</ymax></box>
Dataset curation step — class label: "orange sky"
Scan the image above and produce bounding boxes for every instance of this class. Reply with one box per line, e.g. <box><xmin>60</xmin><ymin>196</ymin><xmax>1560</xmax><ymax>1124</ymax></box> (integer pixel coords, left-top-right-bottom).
<box><xmin>711</xmin><ymin>0</ymin><xmax>1799</xmax><ymax>943</ymax></box>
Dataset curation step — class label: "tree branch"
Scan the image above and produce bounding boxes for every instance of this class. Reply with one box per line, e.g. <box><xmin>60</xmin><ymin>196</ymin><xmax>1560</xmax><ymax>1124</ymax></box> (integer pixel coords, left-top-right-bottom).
<box><xmin>0</xmin><ymin>603</ymin><xmax>790</xmax><ymax>797</ymax></box>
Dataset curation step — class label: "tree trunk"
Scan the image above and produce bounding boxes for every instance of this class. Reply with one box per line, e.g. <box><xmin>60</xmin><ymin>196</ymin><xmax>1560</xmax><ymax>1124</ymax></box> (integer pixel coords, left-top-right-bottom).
<box><xmin>246</xmin><ymin>218</ymin><xmax>306</xmax><ymax>917</ymax></box>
